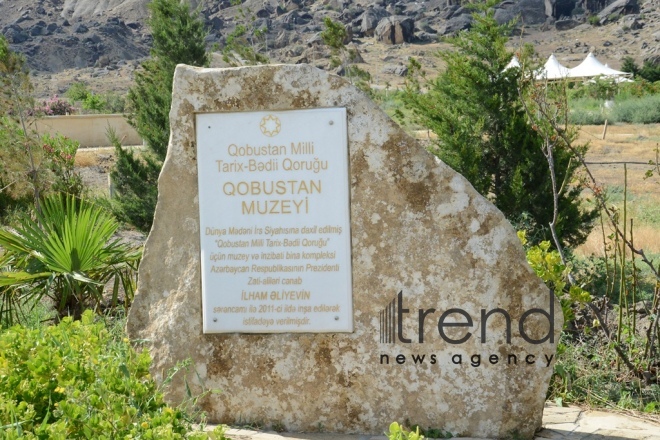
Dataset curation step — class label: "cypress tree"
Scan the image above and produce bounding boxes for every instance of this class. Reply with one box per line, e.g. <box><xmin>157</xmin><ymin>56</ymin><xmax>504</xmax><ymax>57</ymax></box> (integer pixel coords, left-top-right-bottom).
<box><xmin>401</xmin><ymin>10</ymin><xmax>596</xmax><ymax>247</ymax></box>
<box><xmin>111</xmin><ymin>0</ymin><xmax>209</xmax><ymax>231</ymax></box>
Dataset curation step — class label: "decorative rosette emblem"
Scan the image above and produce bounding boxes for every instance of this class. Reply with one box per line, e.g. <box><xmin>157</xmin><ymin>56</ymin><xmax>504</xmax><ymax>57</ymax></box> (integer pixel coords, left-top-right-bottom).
<box><xmin>260</xmin><ymin>114</ymin><xmax>281</xmax><ymax>137</ymax></box>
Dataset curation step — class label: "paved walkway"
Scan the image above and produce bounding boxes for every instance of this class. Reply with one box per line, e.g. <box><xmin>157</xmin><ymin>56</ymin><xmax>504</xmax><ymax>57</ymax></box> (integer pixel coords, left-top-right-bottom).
<box><xmin>222</xmin><ymin>403</ymin><xmax>660</xmax><ymax>440</ymax></box>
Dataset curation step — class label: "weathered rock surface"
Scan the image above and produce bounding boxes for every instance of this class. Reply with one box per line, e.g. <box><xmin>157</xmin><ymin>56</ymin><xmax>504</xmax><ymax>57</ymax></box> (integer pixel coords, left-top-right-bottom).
<box><xmin>439</xmin><ymin>12</ymin><xmax>472</xmax><ymax>35</ymax></box>
<box><xmin>2</xmin><ymin>0</ymin><xmax>659</xmax><ymax>75</ymax></box>
<box><xmin>354</xmin><ymin>6</ymin><xmax>389</xmax><ymax>37</ymax></box>
<box><xmin>382</xmin><ymin>64</ymin><xmax>408</xmax><ymax>76</ymax></box>
<box><xmin>555</xmin><ymin>18</ymin><xmax>580</xmax><ymax>30</ymax></box>
<box><xmin>127</xmin><ymin>64</ymin><xmax>561</xmax><ymax>439</ymax></box>
<box><xmin>375</xmin><ymin>15</ymin><xmax>415</xmax><ymax>44</ymax></box>
<box><xmin>598</xmin><ymin>0</ymin><xmax>640</xmax><ymax>25</ymax></box>
<box><xmin>494</xmin><ymin>0</ymin><xmax>548</xmax><ymax>25</ymax></box>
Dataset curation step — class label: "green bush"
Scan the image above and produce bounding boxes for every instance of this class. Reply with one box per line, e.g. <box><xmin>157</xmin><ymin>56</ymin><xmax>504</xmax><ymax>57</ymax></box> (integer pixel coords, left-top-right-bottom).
<box><xmin>102</xmin><ymin>92</ymin><xmax>127</xmax><ymax>114</ymax></box>
<box><xmin>611</xmin><ymin>94</ymin><xmax>660</xmax><ymax>124</ymax></box>
<box><xmin>65</xmin><ymin>82</ymin><xmax>91</xmax><ymax>102</ymax></box>
<box><xmin>65</xmin><ymin>82</ymin><xmax>127</xmax><ymax>113</ymax></box>
<box><xmin>41</xmin><ymin>133</ymin><xmax>84</xmax><ymax>197</ymax></box>
<box><xmin>0</xmin><ymin>195</ymin><xmax>141</xmax><ymax>324</ymax></box>
<box><xmin>0</xmin><ymin>311</ymin><xmax>227</xmax><ymax>438</ymax></box>
<box><xmin>616</xmin><ymin>79</ymin><xmax>660</xmax><ymax>99</ymax></box>
<box><xmin>568</xmin><ymin>107</ymin><xmax>607</xmax><ymax>125</ymax></box>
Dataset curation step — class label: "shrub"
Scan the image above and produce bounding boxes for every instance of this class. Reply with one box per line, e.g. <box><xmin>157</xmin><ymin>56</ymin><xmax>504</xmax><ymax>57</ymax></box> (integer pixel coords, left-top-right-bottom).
<box><xmin>34</xmin><ymin>96</ymin><xmax>75</xmax><ymax>116</ymax></box>
<box><xmin>0</xmin><ymin>195</ymin><xmax>141</xmax><ymax>323</ymax></box>
<box><xmin>82</xmin><ymin>93</ymin><xmax>107</xmax><ymax>113</ymax></box>
<box><xmin>102</xmin><ymin>92</ymin><xmax>127</xmax><ymax>113</ymax></box>
<box><xmin>41</xmin><ymin>133</ymin><xmax>84</xmax><ymax>197</ymax></box>
<box><xmin>617</xmin><ymin>79</ymin><xmax>660</xmax><ymax>98</ymax></box>
<box><xmin>0</xmin><ymin>311</ymin><xmax>227</xmax><ymax>438</ymax></box>
<box><xmin>569</xmin><ymin>107</ymin><xmax>607</xmax><ymax>125</ymax></box>
<box><xmin>65</xmin><ymin>82</ymin><xmax>91</xmax><ymax>102</ymax></box>
<box><xmin>588</xmin><ymin>15</ymin><xmax>600</xmax><ymax>26</ymax></box>
<box><xmin>611</xmin><ymin>94</ymin><xmax>660</xmax><ymax>124</ymax></box>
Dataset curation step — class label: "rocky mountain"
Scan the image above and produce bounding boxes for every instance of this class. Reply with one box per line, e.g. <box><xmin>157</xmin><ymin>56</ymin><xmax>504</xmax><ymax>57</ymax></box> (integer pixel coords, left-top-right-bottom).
<box><xmin>1</xmin><ymin>0</ymin><xmax>658</xmax><ymax>95</ymax></box>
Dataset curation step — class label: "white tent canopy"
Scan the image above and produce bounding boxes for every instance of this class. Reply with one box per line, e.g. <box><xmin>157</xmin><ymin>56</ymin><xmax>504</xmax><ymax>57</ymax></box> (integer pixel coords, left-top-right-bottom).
<box><xmin>504</xmin><ymin>55</ymin><xmax>520</xmax><ymax>70</ymax></box>
<box><xmin>568</xmin><ymin>52</ymin><xmax>632</xmax><ymax>79</ymax></box>
<box><xmin>536</xmin><ymin>54</ymin><xmax>570</xmax><ymax>80</ymax></box>
<box><xmin>502</xmin><ymin>52</ymin><xmax>632</xmax><ymax>81</ymax></box>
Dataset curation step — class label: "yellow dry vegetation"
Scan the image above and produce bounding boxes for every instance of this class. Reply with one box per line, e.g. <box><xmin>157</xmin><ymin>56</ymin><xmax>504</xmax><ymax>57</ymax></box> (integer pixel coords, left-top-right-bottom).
<box><xmin>576</xmin><ymin>124</ymin><xmax>660</xmax><ymax>255</ymax></box>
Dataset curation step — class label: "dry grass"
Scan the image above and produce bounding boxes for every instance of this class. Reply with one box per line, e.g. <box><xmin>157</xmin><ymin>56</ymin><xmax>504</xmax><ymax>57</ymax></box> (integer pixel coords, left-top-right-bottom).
<box><xmin>579</xmin><ymin>223</ymin><xmax>660</xmax><ymax>256</ymax></box>
<box><xmin>74</xmin><ymin>147</ymin><xmax>116</xmax><ymax>167</ymax></box>
<box><xmin>575</xmin><ymin>124</ymin><xmax>660</xmax><ymax>256</ymax></box>
<box><xmin>577</xmin><ymin>124</ymin><xmax>660</xmax><ymax>194</ymax></box>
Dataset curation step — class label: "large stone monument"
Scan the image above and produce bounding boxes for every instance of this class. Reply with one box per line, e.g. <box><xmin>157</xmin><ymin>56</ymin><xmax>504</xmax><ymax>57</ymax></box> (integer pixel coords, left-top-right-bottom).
<box><xmin>127</xmin><ymin>64</ymin><xmax>562</xmax><ymax>439</ymax></box>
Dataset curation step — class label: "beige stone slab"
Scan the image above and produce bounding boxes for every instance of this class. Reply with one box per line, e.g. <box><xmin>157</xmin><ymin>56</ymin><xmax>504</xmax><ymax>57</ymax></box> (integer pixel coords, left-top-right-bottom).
<box><xmin>577</xmin><ymin>411</ymin><xmax>660</xmax><ymax>437</ymax></box>
<box><xmin>127</xmin><ymin>64</ymin><xmax>560</xmax><ymax>439</ymax></box>
<box><xmin>543</xmin><ymin>410</ymin><xmax>583</xmax><ymax>425</ymax></box>
<box><xmin>543</xmin><ymin>422</ymin><xmax>579</xmax><ymax>432</ymax></box>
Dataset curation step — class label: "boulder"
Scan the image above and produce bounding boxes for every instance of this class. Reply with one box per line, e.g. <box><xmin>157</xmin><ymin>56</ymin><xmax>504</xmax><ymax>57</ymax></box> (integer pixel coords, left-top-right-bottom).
<box><xmin>126</xmin><ymin>63</ymin><xmax>561</xmax><ymax>439</ymax></box>
<box><xmin>555</xmin><ymin>18</ymin><xmax>579</xmax><ymax>30</ymax></box>
<box><xmin>440</xmin><ymin>5</ymin><xmax>460</xmax><ymax>20</ymax></box>
<box><xmin>494</xmin><ymin>0</ymin><xmax>547</xmax><ymax>25</ymax></box>
<box><xmin>73</xmin><ymin>23</ymin><xmax>88</xmax><ymax>33</ymax></box>
<box><xmin>208</xmin><ymin>16</ymin><xmax>224</xmax><ymax>31</ymax></box>
<box><xmin>273</xmin><ymin>30</ymin><xmax>302</xmax><ymax>49</ymax></box>
<box><xmin>620</xmin><ymin>14</ymin><xmax>643</xmax><ymax>30</ymax></box>
<box><xmin>29</xmin><ymin>24</ymin><xmax>46</xmax><ymax>36</ymax></box>
<box><xmin>598</xmin><ymin>0</ymin><xmax>639</xmax><ymax>25</ymax></box>
<box><xmin>382</xmin><ymin>64</ymin><xmax>408</xmax><ymax>76</ymax></box>
<box><xmin>375</xmin><ymin>15</ymin><xmax>414</xmax><ymax>44</ymax></box>
<box><xmin>356</xmin><ymin>7</ymin><xmax>389</xmax><ymax>37</ymax></box>
<box><xmin>439</xmin><ymin>13</ymin><xmax>472</xmax><ymax>35</ymax></box>
<box><xmin>416</xmin><ymin>31</ymin><xmax>437</xmax><ymax>42</ymax></box>
<box><xmin>3</xmin><ymin>25</ymin><xmax>29</xmax><ymax>43</ymax></box>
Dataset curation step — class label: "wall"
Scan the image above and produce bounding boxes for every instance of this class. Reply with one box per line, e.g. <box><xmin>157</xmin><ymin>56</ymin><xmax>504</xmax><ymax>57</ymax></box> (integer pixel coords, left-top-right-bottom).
<box><xmin>35</xmin><ymin>114</ymin><xmax>142</xmax><ymax>147</ymax></box>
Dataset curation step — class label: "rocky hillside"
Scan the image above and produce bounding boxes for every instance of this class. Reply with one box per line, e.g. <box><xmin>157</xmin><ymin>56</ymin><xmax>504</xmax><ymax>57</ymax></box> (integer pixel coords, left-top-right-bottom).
<box><xmin>1</xmin><ymin>0</ymin><xmax>658</xmax><ymax>96</ymax></box>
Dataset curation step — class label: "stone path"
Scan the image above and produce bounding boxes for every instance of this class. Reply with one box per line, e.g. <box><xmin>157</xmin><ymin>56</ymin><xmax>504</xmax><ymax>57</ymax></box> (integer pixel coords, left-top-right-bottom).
<box><xmin>222</xmin><ymin>403</ymin><xmax>660</xmax><ymax>440</ymax></box>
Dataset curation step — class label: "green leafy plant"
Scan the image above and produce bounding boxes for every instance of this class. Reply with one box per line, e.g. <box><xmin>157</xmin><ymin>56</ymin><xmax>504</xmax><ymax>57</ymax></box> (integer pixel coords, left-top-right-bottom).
<box><xmin>519</xmin><ymin>231</ymin><xmax>591</xmax><ymax>324</ymax></box>
<box><xmin>387</xmin><ymin>422</ymin><xmax>426</xmax><ymax>440</ymax></box>
<box><xmin>82</xmin><ymin>93</ymin><xmax>107</xmax><ymax>113</ymax></box>
<box><xmin>0</xmin><ymin>195</ymin><xmax>141</xmax><ymax>323</ymax></box>
<box><xmin>41</xmin><ymin>133</ymin><xmax>84</xmax><ymax>197</ymax></box>
<box><xmin>0</xmin><ymin>311</ymin><xmax>228</xmax><ymax>438</ymax></box>
<box><xmin>64</xmin><ymin>82</ymin><xmax>127</xmax><ymax>113</ymax></box>
<box><xmin>64</xmin><ymin>82</ymin><xmax>91</xmax><ymax>102</ymax></box>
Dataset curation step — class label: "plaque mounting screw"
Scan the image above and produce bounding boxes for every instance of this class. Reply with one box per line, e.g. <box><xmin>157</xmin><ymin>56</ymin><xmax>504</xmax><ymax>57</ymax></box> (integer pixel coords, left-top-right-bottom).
<box><xmin>213</xmin><ymin>318</ymin><xmax>218</xmax><ymax>322</ymax></box>
<box><xmin>334</xmin><ymin>316</ymin><xmax>339</xmax><ymax>320</ymax></box>
<box><xmin>329</xmin><ymin>120</ymin><xmax>334</xmax><ymax>125</ymax></box>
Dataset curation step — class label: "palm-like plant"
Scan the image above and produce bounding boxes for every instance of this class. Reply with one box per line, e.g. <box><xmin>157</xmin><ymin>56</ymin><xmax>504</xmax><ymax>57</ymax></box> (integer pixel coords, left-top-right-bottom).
<box><xmin>0</xmin><ymin>195</ymin><xmax>141</xmax><ymax>324</ymax></box>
